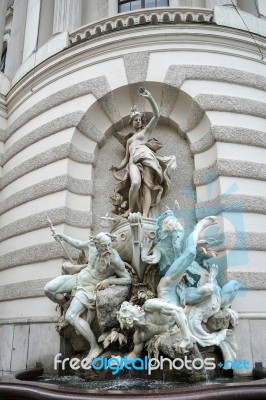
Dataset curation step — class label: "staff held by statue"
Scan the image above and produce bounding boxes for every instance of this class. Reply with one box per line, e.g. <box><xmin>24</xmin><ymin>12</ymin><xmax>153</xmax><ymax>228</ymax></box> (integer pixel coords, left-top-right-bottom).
<box><xmin>45</xmin><ymin>213</ymin><xmax>75</xmax><ymax>264</ymax></box>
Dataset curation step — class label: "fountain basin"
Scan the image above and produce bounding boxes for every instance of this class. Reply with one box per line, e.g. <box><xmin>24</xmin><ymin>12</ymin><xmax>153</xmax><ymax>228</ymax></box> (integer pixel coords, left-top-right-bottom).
<box><xmin>1</xmin><ymin>368</ymin><xmax>266</xmax><ymax>400</ymax></box>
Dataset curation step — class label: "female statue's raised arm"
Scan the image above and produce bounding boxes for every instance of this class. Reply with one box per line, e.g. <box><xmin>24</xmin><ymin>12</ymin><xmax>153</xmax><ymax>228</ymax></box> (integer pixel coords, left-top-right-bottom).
<box><xmin>139</xmin><ymin>87</ymin><xmax>159</xmax><ymax>135</ymax></box>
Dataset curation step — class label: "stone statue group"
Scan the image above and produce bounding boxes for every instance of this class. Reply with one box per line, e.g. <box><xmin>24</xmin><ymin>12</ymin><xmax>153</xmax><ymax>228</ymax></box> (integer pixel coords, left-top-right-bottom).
<box><xmin>44</xmin><ymin>88</ymin><xmax>240</xmax><ymax>370</ymax></box>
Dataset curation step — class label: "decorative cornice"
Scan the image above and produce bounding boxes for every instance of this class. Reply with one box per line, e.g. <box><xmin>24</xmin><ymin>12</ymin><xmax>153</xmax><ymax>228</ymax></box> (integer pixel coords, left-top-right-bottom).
<box><xmin>69</xmin><ymin>8</ymin><xmax>214</xmax><ymax>44</ymax></box>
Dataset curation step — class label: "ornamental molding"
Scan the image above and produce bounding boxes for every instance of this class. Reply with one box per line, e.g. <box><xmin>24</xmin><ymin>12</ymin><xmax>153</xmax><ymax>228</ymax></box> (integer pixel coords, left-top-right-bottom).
<box><xmin>69</xmin><ymin>7</ymin><xmax>214</xmax><ymax>44</ymax></box>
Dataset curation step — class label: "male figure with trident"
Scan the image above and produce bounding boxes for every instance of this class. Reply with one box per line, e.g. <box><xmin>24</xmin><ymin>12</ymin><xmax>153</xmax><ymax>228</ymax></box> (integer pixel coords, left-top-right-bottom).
<box><xmin>44</xmin><ymin>219</ymin><xmax>131</xmax><ymax>363</ymax></box>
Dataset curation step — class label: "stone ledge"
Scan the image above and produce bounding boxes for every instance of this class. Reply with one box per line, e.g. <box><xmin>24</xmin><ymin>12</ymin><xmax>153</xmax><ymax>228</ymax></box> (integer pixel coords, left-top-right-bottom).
<box><xmin>193</xmin><ymin>159</ymin><xmax>266</xmax><ymax>185</ymax></box>
<box><xmin>0</xmin><ymin>207</ymin><xmax>93</xmax><ymax>242</ymax></box>
<box><xmin>181</xmin><ymin>94</ymin><xmax>266</xmax><ymax>135</ymax></box>
<box><xmin>0</xmin><ymin>317</ymin><xmax>59</xmax><ymax>325</ymax></box>
<box><xmin>1</xmin><ymin>76</ymin><xmax>118</xmax><ymax>143</ymax></box>
<box><xmin>239</xmin><ymin>312</ymin><xmax>266</xmax><ymax>320</ymax></box>
<box><xmin>0</xmin><ymin>144</ymin><xmax>94</xmax><ymax>191</ymax></box>
<box><xmin>0</xmin><ymin>242</ymin><xmax>79</xmax><ymax>271</ymax></box>
<box><xmin>161</xmin><ymin>65</ymin><xmax>266</xmax><ymax>120</ymax></box>
<box><xmin>0</xmin><ymin>279</ymin><xmax>49</xmax><ymax>302</ymax></box>
<box><xmin>191</xmin><ymin>126</ymin><xmax>266</xmax><ymax>154</ymax></box>
<box><xmin>0</xmin><ymin>175</ymin><xmax>93</xmax><ymax>216</ymax></box>
<box><xmin>220</xmin><ymin>232</ymin><xmax>266</xmax><ymax>252</ymax></box>
<box><xmin>195</xmin><ymin>194</ymin><xmax>266</xmax><ymax>219</ymax></box>
<box><xmin>2</xmin><ymin>112</ymin><xmax>83</xmax><ymax>167</ymax></box>
<box><xmin>227</xmin><ymin>271</ymin><xmax>266</xmax><ymax>290</ymax></box>
<box><xmin>69</xmin><ymin>7</ymin><xmax>214</xmax><ymax>44</ymax></box>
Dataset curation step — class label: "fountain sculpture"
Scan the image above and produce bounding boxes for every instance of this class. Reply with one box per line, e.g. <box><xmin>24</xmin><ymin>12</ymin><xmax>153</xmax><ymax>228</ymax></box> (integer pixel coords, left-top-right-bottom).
<box><xmin>44</xmin><ymin>87</ymin><xmax>240</xmax><ymax>384</ymax></box>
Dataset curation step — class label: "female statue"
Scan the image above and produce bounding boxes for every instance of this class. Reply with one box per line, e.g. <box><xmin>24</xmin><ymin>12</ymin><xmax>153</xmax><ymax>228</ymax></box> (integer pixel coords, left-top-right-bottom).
<box><xmin>111</xmin><ymin>87</ymin><xmax>176</xmax><ymax>218</ymax></box>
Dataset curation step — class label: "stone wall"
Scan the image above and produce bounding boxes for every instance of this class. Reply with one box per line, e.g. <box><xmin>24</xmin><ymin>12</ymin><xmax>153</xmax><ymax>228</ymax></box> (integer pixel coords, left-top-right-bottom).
<box><xmin>0</xmin><ymin>322</ymin><xmax>60</xmax><ymax>376</ymax></box>
<box><xmin>0</xmin><ymin>9</ymin><xmax>266</xmax><ymax>373</ymax></box>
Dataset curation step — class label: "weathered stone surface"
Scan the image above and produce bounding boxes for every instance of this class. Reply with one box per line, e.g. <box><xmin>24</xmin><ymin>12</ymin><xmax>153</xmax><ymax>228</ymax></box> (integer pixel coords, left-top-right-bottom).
<box><xmin>157</xmin><ymin>334</ymin><xmax>224</xmax><ymax>382</ymax></box>
<box><xmin>10</xmin><ymin>325</ymin><xmax>29</xmax><ymax>371</ymax></box>
<box><xmin>123</xmin><ymin>52</ymin><xmax>150</xmax><ymax>85</ymax></box>
<box><xmin>205</xmin><ymin>310</ymin><xmax>231</xmax><ymax>333</ymax></box>
<box><xmin>0</xmin><ymin>207</ymin><xmax>92</xmax><ymax>242</ymax></box>
<box><xmin>158</xmin><ymin>333</ymin><xmax>208</xmax><ymax>383</ymax></box>
<box><xmin>0</xmin><ymin>143</ymin><xmax>94</xmax><ymax>191</ymax></box>
<box><xmin>227</xmin><ymin>271</ymin><xmax>266</xmax><ymax>290</ymax></box>
<box><xmin>96</xmin><ymin>285</ymin><xmax>131</xmax><ymax>332</ymax></box>
<box><xmin>2</xmin><ymin>112</ymin><xmax>82</xmax><ymax>166</ymax></box>
<box><xmin>0</xmin><ymin>175</ymin><xmax>93</xmax><ymax>217</ymax></box>
<box><xmin>191</xmin><ymin>126</ymin><xmax>266</xmax><ymax>155</ymax></box>
<box><xmin>194</xmin><ymin>159</ymin><xmax>266</xmax><ymax>186</ymax></box>
<box><xmin>61</xmin><ymin>325</ymin><xmax>89</xmax><ymax>353</ymax></box>
<box><xmin>27</xmin><ymin>323</ymin><xmax>60</xmax><ymax>374</ymax></box>
<box><xmin>0</xmin><ymin>242</ymin><xmax>80</xmax><ymax>271</ymax></box>
<box><xmin>162</xmin><ymin>65</ymin><xmax>266</xmax><ymax>120</ymax></box>
<box><xmin>0</xmin><ymin>325</ymin><xmax>14</xmax><ymax>371</ymax></box>
<box><xmin>0</xmin><ymin>279</ymin><xmax>49</xmax><ymax>301</ymax></box>
<box><xmin>75</xmin><ymin>343</ymin><xmax>225</xmax><ymax>383</ymax></box>
<box><xmin>2</xmin><ymin>76</ymin><xmax>116</xmax><ymax>143</ymax></box>
<box><xmin>196</xmin><ymin>194</ymin><xmax>266</xmax><ymax>220</ymax></box>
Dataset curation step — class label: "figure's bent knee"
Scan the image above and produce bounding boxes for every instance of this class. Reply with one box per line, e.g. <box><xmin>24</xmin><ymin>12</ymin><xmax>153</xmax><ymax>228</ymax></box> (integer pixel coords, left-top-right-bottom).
<box><xmin>65</xmin><ymin>311</ymin><xmax>78</xmax><ymax>325</ymax></box>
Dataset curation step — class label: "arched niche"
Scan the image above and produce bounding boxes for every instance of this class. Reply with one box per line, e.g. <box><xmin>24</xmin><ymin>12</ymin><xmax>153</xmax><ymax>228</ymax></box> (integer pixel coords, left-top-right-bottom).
<box><xmin>89</xmin><ymin>83</ymin><xmax>205</xmax><ymax>236</ymax></box>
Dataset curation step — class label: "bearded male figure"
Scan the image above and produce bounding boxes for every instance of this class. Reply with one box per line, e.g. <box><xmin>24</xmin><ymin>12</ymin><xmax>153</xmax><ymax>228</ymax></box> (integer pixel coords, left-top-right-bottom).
<box><xmin>44</xmin><ymin>232</ymin><xmax>131</xmax><ymax>362</ymax></box>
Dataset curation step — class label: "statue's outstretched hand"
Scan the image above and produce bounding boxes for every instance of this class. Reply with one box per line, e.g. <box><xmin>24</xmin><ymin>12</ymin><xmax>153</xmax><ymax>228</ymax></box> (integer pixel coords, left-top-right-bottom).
<box><xmin>139</xmin><ymin>87</ymin><xmax>151</xmax><ymax>98</ymax></box>
<box><xmin>53</xmin><ymin>232</ymin><xmax>64</xmax><ymax>242</ymax></box>
<box><xmin>110</xmin><ymin>165</ymin><xmax>118</xmax><ymax>172</ymax></box>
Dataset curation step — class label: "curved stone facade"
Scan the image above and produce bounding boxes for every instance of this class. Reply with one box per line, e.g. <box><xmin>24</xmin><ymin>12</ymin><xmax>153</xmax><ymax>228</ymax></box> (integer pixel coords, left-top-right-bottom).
<box><xmin>0</xmin><ymin>0</ymin><xmax>266</xmax><ymax>375</ymax></box>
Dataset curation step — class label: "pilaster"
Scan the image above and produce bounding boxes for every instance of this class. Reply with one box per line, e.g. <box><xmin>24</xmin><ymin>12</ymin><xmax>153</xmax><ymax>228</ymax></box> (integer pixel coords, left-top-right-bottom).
<box><xmin>53</xmin><ymin>0</ymin><xmax>82</xmax><ymax>35</ymax></box>
<box><xmin>108</xmin><ymin>0</ymin><xmax>117</xmax><ymax>16</ymax></box>
<box><xmin>22</xmin><ymin>0</ymin><xmax>41</xmax><ymax>63</ymax></box>
<box><xmin>0</xmin><ymin>0</ymin><xmax>8</xmax><ymax>58</ymax></box>
<box><xmin>4</xmin><ymin>0</ymin><xmax>28</xmax><ymax>79</ymax></box>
